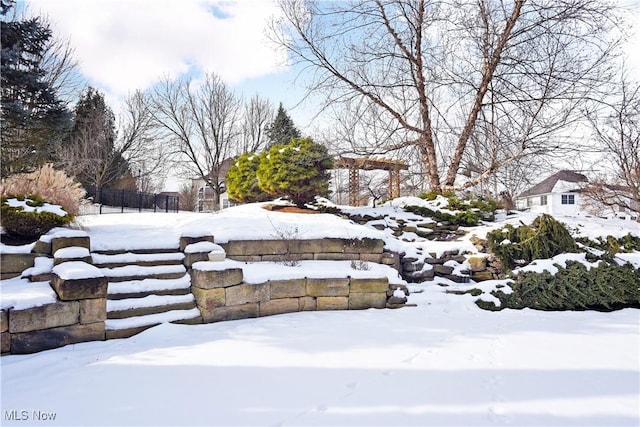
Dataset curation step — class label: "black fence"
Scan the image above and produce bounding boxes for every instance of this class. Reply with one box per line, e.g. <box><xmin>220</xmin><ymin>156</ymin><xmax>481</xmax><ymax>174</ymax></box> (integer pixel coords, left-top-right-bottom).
<box><xmin>84</xmin><ymin>186</ymin><xmax>179</xmax><ymax>214</ymax></box>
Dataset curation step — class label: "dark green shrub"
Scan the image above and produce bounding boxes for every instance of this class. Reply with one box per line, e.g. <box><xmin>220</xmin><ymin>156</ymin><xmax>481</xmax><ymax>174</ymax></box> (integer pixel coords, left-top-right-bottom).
<box><xmin>412</xmin><ymin>192</ymin><xmax>502</xmax><ymax>225</ymax></box>
<box><xmin>1</xmin><ymin>195</ymin><xmax>72</xmax><ymax>240</ymax></box>
<box><xmin>479</xmin><ymin>261</ymin><xmax>640</xmax><ymax>311</ymax></box>
<box><xmin>403</xmin><ymin>204</ymin><xmax>480</xmax><ymax>226</ymax></box>
<box><xmin>487</xmin><ymin>214</ymin><xmax>577</xmax><ymax>269</ymax></box>
<box><xmin>576</xmin><ymin>233</ymin><xmax>640</xmax><ymax>256</ymax></box>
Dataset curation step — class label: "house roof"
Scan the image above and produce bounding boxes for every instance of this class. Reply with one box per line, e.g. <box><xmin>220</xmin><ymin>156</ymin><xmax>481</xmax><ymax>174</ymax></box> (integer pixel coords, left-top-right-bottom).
<box><xmin>517</xmin><ymin>170</ymin><xmax>588</xmax><ymax>199</ymax></box>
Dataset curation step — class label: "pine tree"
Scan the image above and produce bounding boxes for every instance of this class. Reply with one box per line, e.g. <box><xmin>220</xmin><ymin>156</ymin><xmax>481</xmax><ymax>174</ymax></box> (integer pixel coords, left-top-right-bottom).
<box><xmin>265</xmin><ymin>103</ymin><xmax>300</xmax><ymax>147</ymax></box>
<box><xmin>1</xmin><ymin>0</ymin><xmax>71</xmax><ymax>177</ymax></box>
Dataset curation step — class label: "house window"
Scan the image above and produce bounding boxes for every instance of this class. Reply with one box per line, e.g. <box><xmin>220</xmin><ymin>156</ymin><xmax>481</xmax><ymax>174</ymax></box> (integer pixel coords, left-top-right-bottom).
<box><xmin>527</xmin><ymin>198</ymin><xmax>533</xmax><ymax>207</ymax></box>
<box><xmin>540</xmin><ymin>195</ymin><xmax>547</xmax><ymax>205</ymax></box>
<box><xmin>561</xmin><ymin>194</ymin><xmax>575</xmax><ymax>205</ymax></box>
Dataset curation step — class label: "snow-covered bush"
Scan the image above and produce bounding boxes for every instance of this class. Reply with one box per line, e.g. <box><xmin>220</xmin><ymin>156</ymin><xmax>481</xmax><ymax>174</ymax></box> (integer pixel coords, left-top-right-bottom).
<box><xmin>486</xmin><ymin>214</ymin><xmax>577</xmax><ymax>269</ymax></box>
<box><xmin>0</xmin><ymin>164</ymin><xmax>85</xmax><ymax>215</ymax></box>
<box><xmin>1</xmin><ymin>195</ymin><xmax>73</xmax><ymax>240</ymax></box>
<box><xmin>478</xmin><ymin>261</ymin><xmax>640</xmax><ymax>312</ymax></box>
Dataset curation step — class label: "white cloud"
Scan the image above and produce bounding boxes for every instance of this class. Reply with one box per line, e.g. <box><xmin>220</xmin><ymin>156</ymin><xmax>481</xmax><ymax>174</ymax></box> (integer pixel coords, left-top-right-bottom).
<box><xmin>28</xmin><ymin>0</ymin><xmax>288</xmax><ymax>97</ymax></box>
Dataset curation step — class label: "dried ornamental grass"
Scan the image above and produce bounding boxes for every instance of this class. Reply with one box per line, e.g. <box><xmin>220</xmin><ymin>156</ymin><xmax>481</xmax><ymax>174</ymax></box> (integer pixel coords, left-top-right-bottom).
<box><xmin>0</xmin><ymin>164</ymin><xmax>86</xmax><ymax>215</ymax></box>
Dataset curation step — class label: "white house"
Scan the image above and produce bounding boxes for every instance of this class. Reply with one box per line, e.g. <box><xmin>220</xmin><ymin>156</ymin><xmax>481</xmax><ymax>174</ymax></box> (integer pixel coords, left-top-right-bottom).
<box><xmin>515</xmin><ymin>170</ymin><xmax>588</xmax><ymax>216</ymax></box>
<box><xmin>515</xmin><ymin>170</ymin><xmax>638</xmax><ymax>221</ymax></box>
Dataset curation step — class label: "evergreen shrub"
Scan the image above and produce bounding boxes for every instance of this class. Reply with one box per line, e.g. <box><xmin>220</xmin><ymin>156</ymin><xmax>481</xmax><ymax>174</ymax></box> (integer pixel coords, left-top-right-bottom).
<box><xmin>1</xmin><ymin>195</ymin><xmax>73</xmax><ymax>240</ymax></box>
<box><xmin>256</xmin><ymin>138</ymin><xmax>332</xmax><ymax>207</ymax></box>
<box><xmin>226</xmin><ymin>153</ymin><xmax>270</xmax><ymax>203</ymax></box>
<box><xmin>403</xmin><ymin>204</ymin><xmax>480</xmax><ymax>226</ymax></box>
<box><xmin>487</xmin><ymin>214</ymin><xmax>577</xmax><ymax>269</ymax></box>
<box><xmin>477</xmin><ymin>261</ymin><xmax>640</xmax><ymax>312</ymax></box>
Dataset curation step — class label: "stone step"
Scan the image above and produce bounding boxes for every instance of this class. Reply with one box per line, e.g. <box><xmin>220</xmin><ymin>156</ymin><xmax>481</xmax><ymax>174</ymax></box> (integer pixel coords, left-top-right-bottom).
<box><xmin>107</xmin><ymin>294</ymin><xmax>196</xmax><ymax>319</ymax></box>
<box><xmin>100</xmin><ymin>264</ymin><xmax>187</xmax><ymax>283</ymax></box>
<box><xmin>92</xmin><ymin>248</ymin><xmax>179</xmax><ymax>256</ymax></box>
<box><xmin>107</xmin><ymin>274</ymin><xmax>192</xmax><ymax>300</ymax></box>
<box><xmin>105</xmin><ymin>308</ymin><xmax>202</xmax><ymax>339</ymax></box>
<box><xmin>91</xmin><ymin>251</ymin><xmax>185</xmax><ymax>269</ymax></box>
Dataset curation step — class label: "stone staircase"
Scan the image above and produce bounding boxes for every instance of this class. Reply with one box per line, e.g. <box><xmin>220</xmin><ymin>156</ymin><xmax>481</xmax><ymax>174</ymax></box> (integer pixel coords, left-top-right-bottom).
<box><xmin>91</xmin><ymin>249</ymin><xmax>202</xmax><ymax>339</ymax></box>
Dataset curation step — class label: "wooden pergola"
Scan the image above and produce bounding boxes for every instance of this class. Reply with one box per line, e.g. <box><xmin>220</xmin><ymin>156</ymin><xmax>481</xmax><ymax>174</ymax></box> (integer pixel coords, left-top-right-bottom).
<box><xmin>333</xmin><ymin>156</ymin><xmax>409</xmax><ymax>206</ymax></box>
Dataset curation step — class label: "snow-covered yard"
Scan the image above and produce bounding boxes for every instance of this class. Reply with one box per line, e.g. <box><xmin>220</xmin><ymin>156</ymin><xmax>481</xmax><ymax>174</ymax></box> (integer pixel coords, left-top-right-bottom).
<box><xmin>1</xmin><ymin>199</ymin><xmax>639</xmax><ymax>426</ymax></box>
<box><xmin>2</xmin><ymin>283</ymin><xmax>638</xmax><ymax>426</ymax></box>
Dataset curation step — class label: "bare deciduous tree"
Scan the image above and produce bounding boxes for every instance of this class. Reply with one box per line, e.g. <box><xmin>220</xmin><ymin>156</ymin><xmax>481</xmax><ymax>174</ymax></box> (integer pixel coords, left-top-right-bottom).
<box><xmin>241</xmin><ymin>94</ymin><xmax>274</xmax><ymax>153</ymax></box>
<box><xmin>583</xmin><ymin>71</ymin><xmax>640</xmax><ymax>220</ymax></box>
<box><xmin>271</xmin><ymin>0</ymin><xmax>621</xmax><ymax>192</ymax></box>
<box><xmin>148</xmin><ymin>73</ymin><xmax>241</xmax><ymax>210</ymax></box>
<box><xmin>60</xmin><ymin>88</ymin><xmax>165</xmax><ymax>192</ymax></box>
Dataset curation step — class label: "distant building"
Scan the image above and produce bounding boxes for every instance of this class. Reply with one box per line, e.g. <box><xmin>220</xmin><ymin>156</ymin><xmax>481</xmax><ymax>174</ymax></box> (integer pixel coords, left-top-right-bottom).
<box><xmin>190</xmin><ymin>158</ymin><xmax>237</xmax><ymax>212</ymax></box>
<box><xmin>516</xmin><ymin>170</ymin><xmax>638</xmax><ymax>221</ymax></box>
<box><xmin>515</xmin><ymin>170</ymin><xmax>588</xmax><ymax>216</ymax></box>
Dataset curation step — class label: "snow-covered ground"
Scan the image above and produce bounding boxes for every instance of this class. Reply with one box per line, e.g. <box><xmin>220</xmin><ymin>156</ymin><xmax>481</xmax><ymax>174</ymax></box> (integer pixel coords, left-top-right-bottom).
<box><xmin>1</xmin><ymin>199</ymin><xmax>639</xmax><ymax>426</ymax></box>
<box><xmin>1</xmin><ymin>283</ymin><xmax>638</xmax><ymax>426</ymax></box>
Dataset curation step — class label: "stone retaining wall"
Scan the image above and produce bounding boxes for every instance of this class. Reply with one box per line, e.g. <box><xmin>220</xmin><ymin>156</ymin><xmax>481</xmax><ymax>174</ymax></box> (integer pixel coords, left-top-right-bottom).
<box><xmin>2</xmin><ymin>235</ymin><xmax>107</xmax><ymax>354</ymax></box>
<box><xmin>190</xmin><ymin>266</ymin><xmax>393</xmax><ymax>323</ymax></box>
<box><xmin>220</xmin><ymin>238</ymin><xmax>386</xmax><ymax>263</ymax></box>
<box><xmin>2</xmin><ymin>234</ymin><xmax>406</xmax><ymax>355</ymax></box>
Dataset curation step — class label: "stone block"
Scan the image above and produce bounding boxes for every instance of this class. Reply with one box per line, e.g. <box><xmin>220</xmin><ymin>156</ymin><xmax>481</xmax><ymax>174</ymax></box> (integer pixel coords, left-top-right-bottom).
<box><xmin>225</xmin><ymin>283</ymin><xmax>270</xmax><ymax>306</ymax></box>
<box><xmin>313</xmin><ymin>252</ymin><xmax>358</xmax><ymax>261</ymax></box>
<box><xmin>180</xmin><ymin>235</ymin><xmax>214</xmax><ymax>251</ymax></box>
<box><xmin>9</xmin><ymin>301</ymin><xmax>79</xmax><ymax>333</ymax></box>
<box><xmin>288</xmin><ymin>239</ymin><xmax>346</xmax><ymax>255</ymax></box>
<box><xmin>32</xmin><ymin>239</ymin><xmax>52</xmax><ymax>255</ymax></box>
<box><xmin>1</xmin><ymin>332</ymin><xmax>9</xmax><ymax>353</ymax></box>
<box><xmin>208</xmin><ymin>251</ymin><xmax>226</xmax><ymax>262</ymax></box>
<box><xmin>344</xmin><ymin>238</ymin><xmax>385</xmax><ymax>254</ymax></box>
<box><xmin>468</xmin><ymin>256</ymin><xmax>488</xmax><ymax>272</ymax></box>
<box><xmin>54</xmin><ymin>255</ymin><xmax>92</xmax><ymax>266</ymax></box>
<box><xmin>0</xmin><ymin>310</ymin><xmax>7</xmax><ymax>333</ymax></box>
<box><xmin>270</xmin><ymin>279</ymin><xmax>306</xmax><ymax>299</ymax></box>
<box><xmin>10</xmin><ymin>322</ymin><xmax>105</xmax><ymax>354</ymax></box>
<box><xmin>184</xmin><ymin>252</ymin><xmax>209</xmax><ymax>268</ymax></box>
<box><xmin>350</xmin><ymin>278</ymin><xmax>389</xmax><ymax>293</ymax></box>
<box><xmin>306</xmin><ymin>278</ymin><xmax>350</xmax><ymax>297</ymax></box>
<box><xmin>0</xmin><ymin>253</ymin><xmax>38</xmax><ymax>276</ymax></box>
<box><xmin>227</xmin><ymin>255</ymin><xmax>262</xmax><ymax>262</ymax></box>
<box><xmin>208</xmin><ymin>303</ymin><xmax>259</xmax><ymax>322</ymax></box>
<box><xmin>359</xmin><ymin>253</ymin><xmax>383</xmax><ymax>263</ymax></box>
<box><xmin>190</xmin><ymin>268</ymin><xmax>243</xmax><ymax>289</ymax></box>
<box><xmin>317</xmin><ymin>296</ymin><xmax>349</xmax><ymax>311</ymax></box>
<box><xmin>223</xmin><ymin>240</ymin><xmax>288</xmax><ymax>256</ymax></box>
<box><xmin>80</xmin><ymin>298</ymin><xmax>107</xmax><ymax>324</ymax></box>
<box><xmin>192</xmin><ymin>287</ymin><xmax>226</xmax><ymax>315</ymax></box>
<box><xmin>433</xmin><ymin>264</ymin><xmax>455</xmax><ymax>275</ymax></box>
<box><xmin>51</xmin><ymin>236</ymin><xmax>90</xmax><ymax>254</ymax></box>
<box><xmin>260</xmin><ymin>298</ymin><xmax>300</xmax><ymax>317</ymax></box>
<box><xmin>299</xmin><ymin>296</ymin><xmax>316</xmax><ymax>311</ymax></box>
<box><xmin>51</xmin><ymin>275</ymin><xmax>108</xmax><ymax>301</ymax></box>
<box><xmin>472</xmin><ymin>271</ymin><xmax>494</xmax><ymax>282</ymax></box>
<box><xmin>349</xmin><ymin>292</ymin><xmax>387</xmax><ymax>310</ymax></box>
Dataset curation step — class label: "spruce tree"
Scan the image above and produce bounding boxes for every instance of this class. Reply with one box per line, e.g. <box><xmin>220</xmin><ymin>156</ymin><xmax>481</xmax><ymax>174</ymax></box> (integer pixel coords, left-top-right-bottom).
<box><xmin>265</xmin><ymin>103</ymin><xmax>300</xmax><ymax>147</ymax></box>
<box><xmin>0</xmin><ymin>0</ymin><xmax>71</xmax><ymax>177</ymax></box>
